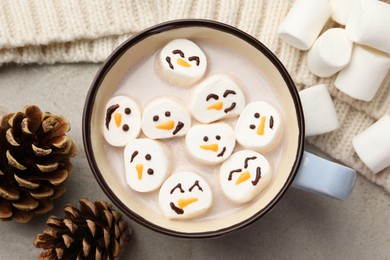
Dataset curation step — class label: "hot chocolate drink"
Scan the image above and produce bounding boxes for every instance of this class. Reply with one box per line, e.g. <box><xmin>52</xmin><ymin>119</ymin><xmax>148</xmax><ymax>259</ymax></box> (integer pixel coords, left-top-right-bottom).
<box><xmin>103</xmin><ymin>37</ymin><xmax>285</xmax><ymax>221</ymax></box>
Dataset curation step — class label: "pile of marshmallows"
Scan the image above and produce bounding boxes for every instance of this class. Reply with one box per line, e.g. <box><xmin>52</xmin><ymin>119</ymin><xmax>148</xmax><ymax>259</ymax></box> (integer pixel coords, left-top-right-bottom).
<box><xmin>103</xmin><ymin>39</ymin><xmax>284</xmax><ymax>220</ymax></box>
<box><xmin>278</xmin><ymin>0</ymin><xmax>390</xmax><ymax>174</ymax></box>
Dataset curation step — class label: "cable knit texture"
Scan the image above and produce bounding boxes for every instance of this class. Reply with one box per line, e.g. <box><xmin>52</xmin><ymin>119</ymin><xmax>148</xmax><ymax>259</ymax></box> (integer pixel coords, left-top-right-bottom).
<box><xmin>0</xmin><ymin>0</ymin><xmax>389</xmax><ymax>193</ymax></box>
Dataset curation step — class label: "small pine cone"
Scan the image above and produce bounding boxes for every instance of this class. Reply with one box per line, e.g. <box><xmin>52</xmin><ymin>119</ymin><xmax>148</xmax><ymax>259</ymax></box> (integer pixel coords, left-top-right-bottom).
<box><xmin>0</xmin><ymin>105</ymin><xmax>76</xmax><ymax>223</ymax></box>
<box><xmin>34</xmin><ymin>198</ymin><xmax>131</xmax><ymax>260</ymax></box>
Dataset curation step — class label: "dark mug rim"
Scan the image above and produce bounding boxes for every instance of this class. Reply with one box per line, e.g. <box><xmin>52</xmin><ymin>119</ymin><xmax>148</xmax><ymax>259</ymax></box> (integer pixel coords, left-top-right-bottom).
<box><xmin>82</xmin><ymin>19</ymin><xmax>305</xmax><ymax>239</ymax></box>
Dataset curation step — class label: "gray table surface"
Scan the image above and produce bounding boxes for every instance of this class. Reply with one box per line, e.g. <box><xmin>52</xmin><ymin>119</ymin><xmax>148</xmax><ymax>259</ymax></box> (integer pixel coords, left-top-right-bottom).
<box><xmin>0</xmin><ymin>64</ymin><xmax>389</xmax><ymax>260</ymax></box>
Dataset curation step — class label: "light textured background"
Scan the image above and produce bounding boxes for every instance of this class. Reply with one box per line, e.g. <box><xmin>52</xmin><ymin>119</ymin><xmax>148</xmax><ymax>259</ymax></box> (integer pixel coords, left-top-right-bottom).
<box><xmin>0</xmin><ymin>63</ymin><xmax>389</xmax><ymax>259</ymax></box>
<box><xmin>1</xmin><ymin>0</ymin><xmax>390</xmax><ymax>192</ymax></box>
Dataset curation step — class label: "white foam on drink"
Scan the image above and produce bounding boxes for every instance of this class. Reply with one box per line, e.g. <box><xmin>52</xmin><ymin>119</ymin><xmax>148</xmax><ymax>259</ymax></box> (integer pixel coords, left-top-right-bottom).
<box><xmin>104</xmin><ymin>38</ymin><xmax>285</xmax><ymax>221</ymax></box>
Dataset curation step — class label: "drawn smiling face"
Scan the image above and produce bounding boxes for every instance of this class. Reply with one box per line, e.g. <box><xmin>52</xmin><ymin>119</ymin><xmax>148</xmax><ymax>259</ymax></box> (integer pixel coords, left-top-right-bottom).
<box><xmin>235</xmin><ymin>101</ymin><xmax>283</xmax><ymax>153</ymax></box>
<box><xmin>124</xmin><ymin>138</ymin><xmax>171</xmax><ymax>193</ymax></box>
<box><xmin>219</xmin><ymin>150</ymin><xmax>272</xmax><ymax>204</ymax></box>
<box><xmin>141</xmin><ymin>97</ymin><xmax>191</xmax><ymax>139</ymax></box>
<box><xmin>103</xmin><ymin>96</ymin><xmax>141</xmax><ymax>147</ymax></box>
<box><xmin>185</xmin><ymin>123</ymin><xmax>235</xmax><ymax>165</ymax></box>
<box><xmin>157</xmin><ymin>39</ymin><xmax>207</xmax><ymax>87</ymax></box>
<box><xmin>190</xmin><ymin>74</ymin><xmax>246</xmax><ymax>123</ymax></box>
<box><xmin>159</xmin><ymin>171</ymin><xmax>212</xmax><ymax>219</ymax></box>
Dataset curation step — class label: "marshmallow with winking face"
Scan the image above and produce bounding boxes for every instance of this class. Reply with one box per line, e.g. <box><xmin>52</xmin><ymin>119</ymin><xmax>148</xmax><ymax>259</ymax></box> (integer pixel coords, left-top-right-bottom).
<box><xmin>141</xmin><ymin>97</ymin><xmax>191</xmax><ymax>139</ymax></box>
<box><xmin>103</xmin><ymin>95</ymin><xmax>141</xmax><ymax>147</ymax></box>
<box><xmin>124</xmin><ymin>138</ymin><xmax>171</xmax><ymax>193</ymax></box>
<box><xmin>185</xmin><ymin>123</ymin><xmax>235</xmax><ymax>165</ymax></box>
<box><xmin>190</xmin><ymin>74</ymin><xmax>246</xmax><ymax>123</ymax></box>
<box><xmin>235</xmin><ymin>101</ymin><xmax>283</xmax><ymax>153</ymax></box>
<box><xmin>219</xmin><ymin>150</ymin><xmax>272</xmax><ymax>204</ymax></box>
<box><xmin>159</xmin><ymin>171</ymin><xmax>213</xmax><ymax>220</ymax></box>
<box><xmin>157</xmin><ymin>38</ymin><xmax>207</xmax><ymax>87</ymax></box>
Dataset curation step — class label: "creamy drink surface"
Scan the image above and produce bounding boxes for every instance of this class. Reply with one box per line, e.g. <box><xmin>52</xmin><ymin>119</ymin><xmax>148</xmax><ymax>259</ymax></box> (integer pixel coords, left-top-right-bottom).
<box><xmin>104</xmin><ymin>38</ymin><xmax>285</xmax><ymax>221</ymax></box>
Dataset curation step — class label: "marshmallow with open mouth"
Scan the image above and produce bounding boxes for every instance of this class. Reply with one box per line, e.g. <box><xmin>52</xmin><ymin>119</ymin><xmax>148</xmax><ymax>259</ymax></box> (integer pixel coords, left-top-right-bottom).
<box><xmin>141</xmin><ymin>97</ymin><xmax>191</xmax><ymax>139</ymax></box>
<box><xmin>124</xmin><ymin>138</ymin><xmax>171</xmax><ymax>193</ymax></box>
<box><xmin>219</xmin><ymin>150</ymin><xmax>272</xmax><ymax>204</ymax></box>
<box><xmin>235</xmin><ymin>101</ymin><xmax>283</xmax><ymax>153</ymax></box>
<box><xmin>190</xmin><ymin>74</ymin><xmax>246</xmax><ymax>123</ymax></box>
<box><xmin>159</xmin><ymin>171</ymin><xmax>213</xmax><ymax>219</ymax></box>
<box><xmin>103</xmin><ymin>95</ymin><xmax>141</xmax><ymax>147</ymax></box>
<box><xmin>185</xmin><ymin>123</ymin><xmax>235</xmax><ymax>165</ymax></box>
<box><xmin>157</xmin><ymin>38</ymin><xmax>207</xmax><ymax>87</ymax></box>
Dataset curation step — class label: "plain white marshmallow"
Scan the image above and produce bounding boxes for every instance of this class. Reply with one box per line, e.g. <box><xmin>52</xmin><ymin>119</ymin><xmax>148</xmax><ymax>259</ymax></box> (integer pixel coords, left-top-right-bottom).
<box><xmin>103</xmin><ymin>95</ymin><xmax>141</xmax><ymax>147</ymax></box>
<box><xmin>159</xmin><ymin>171</ymin><xmax>213</xmax><ymax>220</ymax></box>
<box><xmin>124</xmin><ymin>138</ymin><xmax>171</xmax><ymax>193</ymax></box>
<box><xmin>190</xmin><ymin>74</ymin><xmax>246</xmax><ymax>123</ymax></box>
<box><xmin>157</xmin><ymin>38</ymin><xmax>207</xmax><ymax>87</ymax></box>
<box><xmin>335</xmin><ymin>45</ymin><xmax>390</xmax><ymax>101</ymax></box>
<box><xmin>346</xmin><ymin>0</ymin><xmax>390</xmax><ymax>54</ymax></box>
<box><xmin>353</xmin><ymin>115</ymin><xmax>390</xmax><ymax>174</ymax></box>
<box><xmin>219</xmin><ymin>150</ymin><xmax>272</xmax><ymax>204</ymax></box>
<box><xmin>330</xmin><ymin>0</ymin><xmax>357</xmax><ymax>25</ymax></box>
<box><xmin>235</xmin><ymin>101</ymin><xmax>283</xmax><ymax>153</ymax></box>
<box><xmin>278</xmin><ymin>0</ymin><xmax>331</xmax><ymax>50</ymax></box>
<box><xmin>299</xmin><ymin>84</ymin><xmax>339</xmax><ymax>136</ymax></box>
<box><xmin>141</xmin><ymin>97</ymin><xmax>191</xmax><ymax>139</ymax></box>
<box><xmin>185</xmin><ymin>123</ymin><xmax>236</xmax><ymax>165</ymax></box>
<box><xmin>307</xmin><ymin>28</ymin><xmax>353</xmax><ymax>77</ymax></box>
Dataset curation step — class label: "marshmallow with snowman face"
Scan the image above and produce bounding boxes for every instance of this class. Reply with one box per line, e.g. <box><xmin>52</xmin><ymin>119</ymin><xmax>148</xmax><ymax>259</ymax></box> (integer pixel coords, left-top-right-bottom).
<box><xmin>124</xmin><ymin>138</ymin><xmax>171</xmax><ymax>193</ymax></box>
<box><xmin>159</xmin><ymin>171</ymin><xmax>213</xmax><ymax>220</ymax></box>
<box><xmin>157</xmin><ymin>39</ymin><xmax>207</xmax><ymax>87</ymax></box>
<box><xmin>235</xmin><ymin>101</ymin><xmax>283</xmax><ymax>153</ymax></box>
<box><xmin>190</xmin><ymin>74</ymin><xmax>246</xmax><ymax>123</ymax></box>
<box><xmin>141</xmin><ymin>97</ymin><xmax>191</xmax><ymax>139</ymax></box>
<box><xmin>219</xmin><ymin>150</ymin><xmax>272</xmax><ymax>204</ymax></box>
<box><xmin>185</xmin><ymin>123</ymin><xmax>235</xmax><ymax>165</ymax></box>
<box><xmin>103</xmin><ymin>95</ymin><xmax>141</xmax><ymax>147</ymax></box>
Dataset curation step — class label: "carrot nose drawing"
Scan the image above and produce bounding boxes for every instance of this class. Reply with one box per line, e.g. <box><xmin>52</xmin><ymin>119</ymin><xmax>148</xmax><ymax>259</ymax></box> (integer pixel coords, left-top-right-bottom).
<box><xmin>257</xmin><ymin>116</ymin><xmax>266</xmax><ymax>135</ymax></box>
<box><xmin>136</xmin><ymin>164</ymin><xmax>143</xmax><ymax>180</ymax></box>
<box><xmin>114</xmin><ymin>113</ymin><xmax>122</xmax><ymax>127</ymax></box>
<box><xmin>156</xmin><ymin>120</ymin><xmax>175</xmax><ymax>130</ymax></box>
<box><xmin>235</xmin><ymin>171</ymin><xmax>251</xmax><ymax>185</ymax></box>
<box><xmin>176</xmin><ymin>58</ymin><xmax>191</xmax><ymax>68</ymax></box>
<box><xmin>200</xmin><ymin>144</ymin><xmax>219</xmax><ymax>152</ymax></box>
<box><xmin>207</xmin><ymin>101</ymin><xmax>223</xmax><ymax>110</ymax></box>
<box><xmin>178</xmin><ymin>197</ymin><xmax>198</xmax><ymax>209</ymax></box>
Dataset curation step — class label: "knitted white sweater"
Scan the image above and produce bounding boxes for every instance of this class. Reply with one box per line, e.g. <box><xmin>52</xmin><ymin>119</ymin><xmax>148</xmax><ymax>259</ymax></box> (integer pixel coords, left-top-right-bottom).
<box><xmin>0</xmin><ymin>0</ymin><xmax>389</xmax><ymax>193</ymax></box>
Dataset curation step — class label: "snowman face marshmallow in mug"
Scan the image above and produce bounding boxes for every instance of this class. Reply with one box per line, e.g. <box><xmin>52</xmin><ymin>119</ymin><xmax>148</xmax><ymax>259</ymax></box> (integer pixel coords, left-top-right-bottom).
<box><xmin>235</xmin><ymin>101</ymin><xmax>283</xmax><ymax>153</ymax></box>
<box><xmin>141</xmin><ymin>97</ymin><xmax>191</xmax><ymax>139</ymax></box>
<box><xmin>103</xmin><ymin>95</ymin><xmax>141</xmax><ymax>147</ymax></box>
<box><xmin>185</xmin><ymin>123</ymin><xmax>236</xmax><ymax>165</ymax></box>
<box><xmin>124</xmin><ymin>138</ymin><xmax>171</xmax><ymax>193</ymax></box>
<box><xmin>157</xmin><ymin>38</ymin><xmax>207</xmax><ymax>87</ymax></box>
<box><xmin>219</xmin><ymin>150</ymin><xmax>273</xmax><ymax>204</ymax></box>
<box><xmin>190</xmin><ymin>74</ymin><xmax>246</xmax><ymax>123</ymax></box>
<box><xmin>159</xmin><ymin>171</ymin><xmax>213</xmax><ymax>220</ymax></box>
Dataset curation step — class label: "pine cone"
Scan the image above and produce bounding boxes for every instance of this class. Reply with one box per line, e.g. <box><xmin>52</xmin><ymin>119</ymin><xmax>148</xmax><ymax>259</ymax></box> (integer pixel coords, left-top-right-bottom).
<box><xmin>34</xmin><ymin>198</ymin><xmax>131</xmax><ymax>260</ymax></box>
<box><xmin>0</xmin><ymin>105</ymin><xmax>76</xmax><ymax>223</ymax></box>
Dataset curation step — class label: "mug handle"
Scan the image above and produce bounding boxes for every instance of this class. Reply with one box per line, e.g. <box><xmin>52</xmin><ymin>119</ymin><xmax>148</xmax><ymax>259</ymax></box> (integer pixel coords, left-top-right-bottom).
<box><xmin>291</xmin><ymin>152</ymin><xmax>356</xmax><ymax>200</ymax></box>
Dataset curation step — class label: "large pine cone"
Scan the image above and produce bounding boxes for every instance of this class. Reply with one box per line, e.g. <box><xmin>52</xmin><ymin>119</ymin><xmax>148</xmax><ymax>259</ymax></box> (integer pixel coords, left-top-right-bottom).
<box><xmin>0</xmin><ymin>105</ymin><xmax>76</xmax><ymax>223</ymax></box>
<box><xmin>34</xmin><ymin>198</ymin><xmax>131</xmax><ymax>260</ymax></box>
